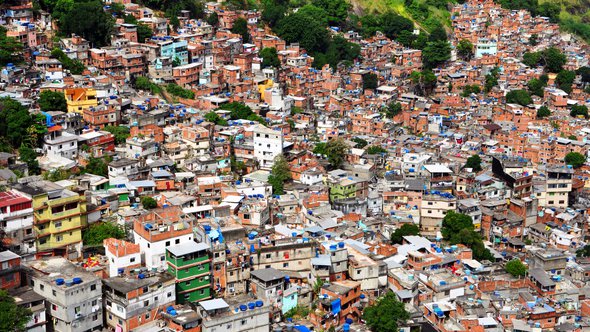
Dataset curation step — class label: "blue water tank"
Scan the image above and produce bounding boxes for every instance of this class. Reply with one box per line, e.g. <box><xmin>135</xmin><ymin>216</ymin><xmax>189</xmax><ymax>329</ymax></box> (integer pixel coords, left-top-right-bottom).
<box><xmin>285</xmin><ymin>276</ymin><xmax>290</xmax><ymax>283</ymax></box>
<box><xmin>138</xmin><ymin>274</ymin><xmax>145</xmax><ymax>279</ymax></box>
<box><xmin>240</xmin><ymin>304</ymin><xmax>247</xmax><ymax>311</ymax></box>
<box><xmin>345</xmin><ymin>318</ymin><xmax>353</xmax><ymax>324</ymax></box>
<box><xmin>248</xmin><ymin>302</ymin><xmax>255</xmax><ymax>310</ymax></box>
<box><xmin>72</xmin><ymin>277</ymin><xmax>82</xmax><ymax>284</ymax></box>
<box><xmin>55</xmin><ymin>278</ymin><xmax>65</xmax><ymax>285</ymax></box>
<box><xmin>255</xmin><ymin>300</ymin><xmax>263</xmax><ymax>307</ymax></box>
<box><xmin>338</xmin><ymin>242</ymin><xmax>345</xmax><ymax>248</ymax></box>
<box><xmin>65</xmin><ymin>280</ymin><xmax>74</xmax><ymax>287</ymax></box>
<box><xmin>360</xmin><ymin>294</ymin><xmax>365</xmax><ymax>299</ymax></box>
<box><xmin>343</xmin><ymin>324</ymin><xmax>350</xmax><ymax>332</ymax></box>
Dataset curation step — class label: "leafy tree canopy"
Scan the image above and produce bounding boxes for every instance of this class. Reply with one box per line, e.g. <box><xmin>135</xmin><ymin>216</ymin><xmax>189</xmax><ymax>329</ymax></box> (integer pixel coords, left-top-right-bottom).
<box><xmin>0</xmin><ymin>289</ymin><xmax>32</xmax><ymax>331</ymax></box>
<box><xmin>391</xmin><ymin>223</ymin><xmax>420</xmax><ymax>244</ymax></box>
<box><xmin>464</xmin><ymin>154</ymin><xmax>482</xmax><ymax>172</ymax></box>
<box><xmin>363</xmin><ymin>292</ymin><xmax>410</xmax><ymax>332</ymax></box>
<box><xmin>268</xmin><ymin>154</ymin><xmax>291</xmax><ymax>195</ymax></box>
<box><xmin>506</xmin><ymin>89</ymin><xmax>533</xmax><ymax>106</ymax></box>
<box><xmin>39</xmin><ymin>90</ymin><xmax>67</xmax><ymax>113</ymax></box>
<box><xmin>83</xmin><ymin>222</ymin><xmax>126</xmax><ymax>246</ymax></box>
<box><xmin>565</xmin><ymin>152</ymin><xmax>586</xmax><ymax>168</ymax></box>
<box><xmin>536</xmin><ymin>106</ymin><xmax>551</xmax><ymax>118</ymax></box>
<box><xmin>506</xmin><ymin>259</ymin><xmax>528</xmax><ymax>277</ymax></box>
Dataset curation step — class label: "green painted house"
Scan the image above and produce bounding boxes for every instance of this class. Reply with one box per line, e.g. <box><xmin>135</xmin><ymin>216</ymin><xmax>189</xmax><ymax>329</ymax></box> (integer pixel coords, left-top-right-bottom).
<box><xmin>166</xmin><ymin>241</ymin><xmax>212</xmax><ymax>304</ymax></box>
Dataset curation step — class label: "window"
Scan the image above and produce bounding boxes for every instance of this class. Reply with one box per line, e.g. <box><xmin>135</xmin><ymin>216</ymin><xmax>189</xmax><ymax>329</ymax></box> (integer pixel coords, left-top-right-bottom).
<box><xmin>56</xmin><ymin>235</ymin><xmax>63</xmax><ymax>242</ymax></box>
<box><xmin>52</xmin><ymin>304</ymin><xmax>57</xmax><ymax>311</ymax></box>
<box><xmin>144</xmin><ymin>300</ymin><xmax>149</xmax><ymax>306</ymax></box>
<box><xmin>130</xmin><ymin>257</ymin><xmax>136</xmax><ymax>263</ymax></box>
<box><xmin>52</xmin><ymin>290</ymin><xmax>56</xmax><ymax>296</ymax></box>
<box><xmin>90</xmin><ymin>284</ymin><xmax>96</xmax><ymax>291</ymax></box>
<box><xmin>54</xmin><ymin>221</ymin><xmax>62</xmax><ymax>228</ymax></box>
<box><xmin>40</xmin><ymin>284</ymin><xmax>44</xmax><ymax>291</ymax></box>
<box><xmin>165</xmin><ymin>241</ymin><xmax>170</xmax><ymax>247</ymax></box>
<box><xmin>283</xmin><ymin>262</ymin><xmax>289</xmax><ymax>268</ymax></box>
<box><xmin>142</xmin><ymin>286</ymin><xmax>148</xmax><ymax>293</ymax></box>
<box><xmin>167</xmin><ymin>292</ymin><xmax>172</xmax><ymax>298</ymax></box>
<box><xmin>175</xmin><ymin>239</ymin><xmax>180</xmax><ymax>244</ymax></box>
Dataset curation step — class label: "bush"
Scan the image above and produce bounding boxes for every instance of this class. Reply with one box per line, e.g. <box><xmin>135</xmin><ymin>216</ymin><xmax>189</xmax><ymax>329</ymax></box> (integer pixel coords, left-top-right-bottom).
<box><xmin>166</xmin><ymin>83</ymin><xmax>195</xmax><ymax>99</ymax></box>
<box><xmin>505</xmin><ymin>259</ymin><xmax>527</xmax><ymax>277</ymax></box>
<box><xmin>141</xmin><ymin>196</ymin><xmax>157</xmax><ymax>209</ymax></box>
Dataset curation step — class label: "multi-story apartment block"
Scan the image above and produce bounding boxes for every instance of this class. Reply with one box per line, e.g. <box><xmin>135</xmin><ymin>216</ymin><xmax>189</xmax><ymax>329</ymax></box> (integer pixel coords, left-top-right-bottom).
<box><xmin>420</xmin><ymin>193</ymin><xmax>457</xmax><ymax>239</ymax></box>
<box><xmin>103</xmin><ymin>272</ymin><xmax>175</xmax><ymax>332</ymax></box>
<box><xmin>132</xmin><ymin>207</ymin><xmax>195</xmax><ymax>270</ymax></box>
<box><xmin>25</xmin><ymin>257</ymin><xmax>103</xmax><ymax>332</ymax></box>
<box><xmin>166</xmin><ymin>241</ymin><xmax>212</xmax><ymax>303</ymax></box>
<box><xmin>17</xmin><ymin>181</ymin><xmax>86</xmax><ymax>259</ymax></box>
<box><xmin>252</xmin><ymin>124</ymin><xmax>283</xmax><ymax>170</ymax></box>
<box><xmin>0</xmin><ymin>190</ymin><xmax>35</xmax><ymax>259</ymax></box>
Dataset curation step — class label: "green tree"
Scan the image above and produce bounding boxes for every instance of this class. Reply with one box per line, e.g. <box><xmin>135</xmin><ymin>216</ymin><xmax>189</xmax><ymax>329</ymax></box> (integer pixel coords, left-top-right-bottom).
<box><xmin>529</xmin><ymin>34</ymin><xmax>538</xmax><ymax>46</ymax></box>
<box><xmin>565</xmin><ymin>152</ymin><xmax>586</xmax><ymax>168</ymax></box>
<box><xmin>38</xmin><ymin>90</ymin><xmax>67</xmax><ymax>112</ymax></box>
<box><xmin>537</xmin><ymin>2</ymin><xmax>560</xmax><ymax>23</ymax></box>
<box><xmin>464</xmin><ymin>154</ymin><xmax>482</xmax><ymax>172</ymax></box>
<box><xmin>391</xmin><ymin>223</ymin><xmax>420</xmax><ymax>244</ymax></box>
<box><xmin>570</xmin><ymin>105</ymin><xmax>589</xmax><ymax>119</ymax></box>
<box><xmin>0</xmin><ymin>98</ymin><xmax>34</xmax><ymax>149</ymax></box>
<box><xmin>82</xmin><ymin>157</ymin><xmax>109</xmax><ymax>176</ymax></box>
<box><xmin>141</xmin><ymin>196</ymin><xmax>158</xmax><ymax>209</ymax></box>
<box><xmin>204</xmin><ymin>112</ymin><xmax>228</xmax><ymax>126</ymax></box>
<box><xmin>325</xmin><ymin>138</ymin><xmax>348</xmax><ymax>169</ymax></box>
<box><xmin>461</xmin><ymin>84</ymin><xmax>481</xmax><ymax>97</ymax></box>
<box><xmin>537</xmin><ymin>106</ymin><xmax>551</xmax><ymax>118</ymax></box>
<box><xmin>43</xmin><ymin>167</ymin><xmax>73</xmax><ymax>181</ymax></box>
<box><xmin>19</xmin><ymin>144</ymin><xmax>40</xmax><ymax>175</ymax></box>
<box><xmin>207</xmin><ymin>12</ymin><xmax>219</xmax><ymax>26</ymax></box>
<box><xmin>103</xmin><ymin>126</ymin><xmax>130</xmax><ymax>145</ymax></box>
<box><xmin>259</xmin><ymin>47</ymin><xmax>280</xmax><ymax>68</ymax></box>
<box><xmin>297</xmin><ymin>4</ymin><xmax>328</xmax><ymax>26</ymax></box>
<box><xmin>58</xmin><ymin>0</ymin><xmax>113</xmax><ymax>47</ymax></box>
<box><xmin>527</xmin><ymin>78</ymin><xmax>546</xmax><ymax>97</ymax></box>
<box><xmin>311</xmin><ymin>0</ymin><xmax>349</xmax><ymax>26</ymax></box>
<box><xmin>166</xmin><ymin>83</ymin><xmax>195</xmax><ymax>99</ymax></box>
<box><xmin>505</xmin><ymin>259</ymin><xmax>527</xmax><ymax>277</ymax></box>
<box><xmin>441</xmin><ymin>211</ymin><xmax>474</xmax><ymax>241</ymax></box>
<box><xmin>556</xmin><ymin>70</ymin><xmax>576</xmax><ymax>94</ymax></box>
<box><xmin>410</xmin><ymin>69</ymin><xmax>437</xmax><ymax>96</ymax></box>
<box><xmin>313</xmin><ymin>142</ymin><xmax>327</xmax><ymax>155</ymax></box>
<box><xmin>276</xmin><ymin>12</ymin><xmax>330</xmax><ymax>54</ymax></box>
<box><xmin>136</xmin><ymin>23</ymin><xmax>153</xmax><ymax>42</ymax></box>
<box><xmin>384</xmin><ymin>102</ymin><xmax>402</xmax><ymax>118</ymax></box>
<box><xmin>522</xmin><ymin>51</ymin><xmax>541</xmax><ymax>67</ymax></box>
<box><xmin>577</xmin><ymin>66</ymin><xmax>590</xmax><ymax>86</ymax></box>
<box><xmin>82</xmin><ymin>222</ymin><xmax>126</xmax><ymax>246</ymax></box>
<box><xmin>351</xmin><ymin>137</ymin><xmax>368</xmax><ymax>148</ymax></box>
<box><xmin>380</xmin><ymin>12</ymin><xmax>414</xmax><ymax>40</ymax></box>
<box><xmin>506</xmin><ymin>90</ymin><xmax>533</xmax><ymax>106</ymax></box>
<box><xmin>0</xmin><ymin>27</ymin><xmax>22</xmax><ymax>66</ymax></box>
<box><xmin>51</xmin><ymin>48</ymin><xmax>85</xmax><ymax>75</ymax></box>
<box><xmin>0</xmin><ymin>289</ymin><xmax>32</xmax><ymax>332</ymax></box>
<box><xmin>457</xmin><ymin>39</ymin><xmax>474</xmax><ymax>61</ymax></box>
<box><xmin>363</xmin><ymin>292</ymin><xmax>409</xmax><ymax>332</ymax></box>
<box><xmin>542</xmin><ymin>47</ymin><xmax>567</xmax><ymax>73</ymax></box>
<box><xmin>363</xmin><ymin>73</ymin><xmax>379</xmax><ymax>91</ymax></box>
<box><xmin>577</xmin><ymin>245</ymin><xmax>590</xmax><ymax>258</ymax></box>
<box><xmin>268</xmin><ymin>154</ymin><xmax>291</xmax><ymax>195</ymax></box>
<box><xmin>367</xmin><ymin>146</ymin><xmax>387</xmax><ymax>155</ymax></box>
<box><xmin>422</xmin><ymin>41</ymin><xmax>451</xmax><ymax>69</ymax></box>
<box><xmin>484</xmin><ymin>67</ymin><xmax>500</xmax><ymax>93</ymax></box>
<box><xmin>261</xmin><ymin>1</ymin><xmax>286</xmax><ymax>28</ymax></box>
<box><xmin>428</xmin><ymin>24</ymin><xmax>447</xmax><ymax>42</ymax></box>
<box><xmin>231</xmin><ymin>17</ymin><xmax>251</xmax><ymax>43</ymax></box>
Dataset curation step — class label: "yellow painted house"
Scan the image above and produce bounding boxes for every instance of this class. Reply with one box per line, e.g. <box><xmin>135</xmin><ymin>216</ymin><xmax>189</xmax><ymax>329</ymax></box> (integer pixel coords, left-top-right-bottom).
<box><xmin>17</xmin><ymin>180</ymin><xmax>86</xmax><ymax>258</ymax></box>
<box><xmin>65</xmin><ymin>88</ymin><xmax>98</xmax><ymax>114</ymax></box>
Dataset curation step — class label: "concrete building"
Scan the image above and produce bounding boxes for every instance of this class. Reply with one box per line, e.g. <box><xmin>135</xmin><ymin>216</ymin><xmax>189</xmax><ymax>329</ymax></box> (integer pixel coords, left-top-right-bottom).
<box><xmin>103</xmin><ymin>272</ymin><xmax>175</xmax><ymax>332</ymax></box>
<box><xmin>16</xmin><ymin>181</ymin><xmax>86</xmax><ymax>259</ymax></box>
<box><xmin>252</xmin><ymin>124</ymin><xmax>283</xmax><ymax>170</ymax></box>
<box><xmin>12</xmin><ymin>286</ymin><xmax>48</xmax><ymax>332</ymax></box>
<box><xmin>420</xmin><ymin>193</ymin><xmax>457</xmax><ymax>239</ymax></box>
<box><xmin>25</xmin><ymin>257</ymin><xmax>103</xmax><ymax>332</ymax></box>
<box><xmin>195</xmin><ymin>298</ymin><xmax>270</xmax><ymax>332</ymax></box>
<box><xmin>132</xmin><ymin>207</ymin><xmax>195</xmax><ymax>270</ymax></box>
<box><xmin>0</xmin><ymin>190</ymin><xmax>35</xmax><ymax>259</ymax></box>
<box><xmin>103</xmin><ymin>238</ymin><xmax>141</xmax><ymax>278</ymax></box>
<box><xmin>166</xmin><ymin>241</ymin><xmax>212</xmax><ymax>303</ymax></box>
<box><xmin>544</xmin><ymin>165</ymin><xmax>573</xmax><ymax>209</ymax></box>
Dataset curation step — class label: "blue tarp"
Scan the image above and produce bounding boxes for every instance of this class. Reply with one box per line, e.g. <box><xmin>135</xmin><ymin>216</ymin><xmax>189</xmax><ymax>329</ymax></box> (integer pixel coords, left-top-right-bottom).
<box><xmin>294</xmin><ymin>326</ymin><xmax>311</xmax><ymax>332</ymax></box>
<box><xmin>331</xmin><ymin>298</ymin><xmax>341</xmax><ymax>315</ymax></box>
